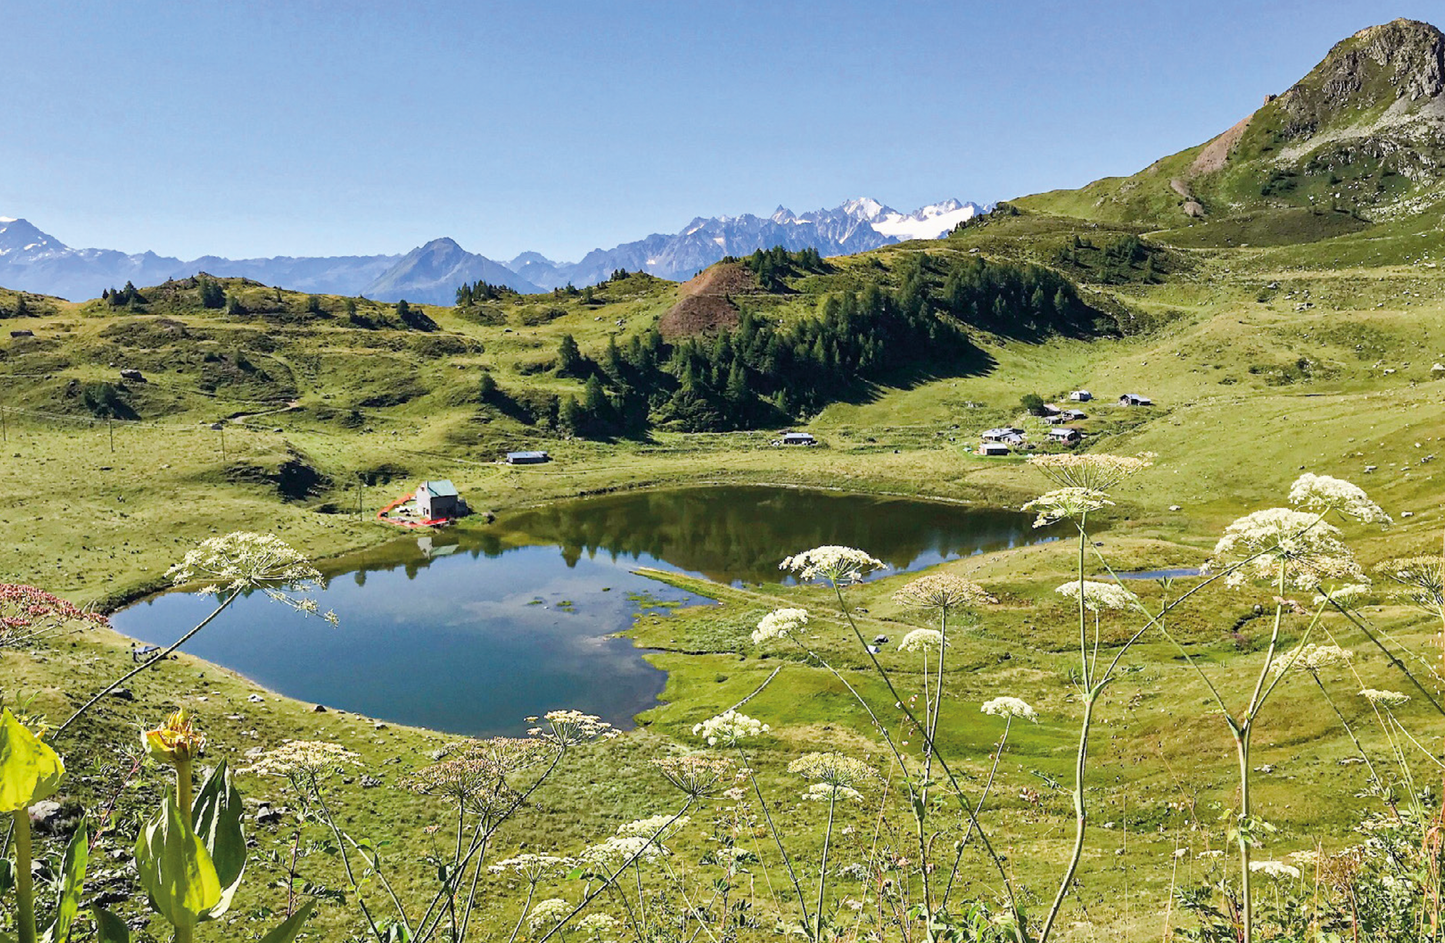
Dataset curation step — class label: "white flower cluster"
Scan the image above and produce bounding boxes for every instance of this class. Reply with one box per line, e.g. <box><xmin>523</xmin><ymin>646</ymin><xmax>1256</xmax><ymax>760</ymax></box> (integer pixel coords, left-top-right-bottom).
<box><xmin>244</xmin><ymin>740</ymin><xmax>362</xmax><ymax>778</ymax></box>
<box><xmin>527</xmin><ymin>710</ymin><xmax>618</xmax><ymax>747</ymax></box>
<box><xmin>802</xmin><ymin>782</ymin><xmax>864</xmax><ymax>802</ymax></box>
<box><xmin>981</xmin><ymin>696</ymin><xmax>1038</xmax><ymax>722</ymax></box>
<box><xmin>693</xmin><ymin>710</ymin><xmax>769</xmax><ymax>746</ymax></box>
<box><xmin>581</xmin><ymin>834</ymin><xmax>668</xmax><ymax>866</ymax></box>
<box><xmin>1360</xmin><ymin>688</ymin><xmax>1410</xmax><ymax>709</ymax></box>
<box><xmin>578</xmin><ymin>913</ymin><xmax>619</xmax><ymax>939</ymax></box>
<box><xmin>751</xmin><ymin>608</ymin><xmax>809</xmax><ymax>645</ymax></box>
<box><xmin>898</xmin><ymin>628</ymin><xmax>945</xmax><ymax>653</ymax></box>
<box><xmin>1271</xmin><ymin>643</ymin><xmax>1354</xmax><ymax>676</ymax></box>
<box><xmin>1288</xmin><ymin>473</ymin><xmax>1391</xmax><ymax>524</ymax></box>
<box><xmin>487</xmin><ymin>853</ymin><xmax>570</xmax><ymax>883</ymax></box>
<box><xmin>787</xmin><ymin>751</ymin><xmax>874</xmax><ymax>786</ymax></box>
<box><xmin>1206</xmin><ymin>508</ymin><xmax>1361</xmax><ymax>589</ymax></box>
<box><xmin>1022</xmin><ymin>488</ymin><xmax>1114</xmax><ymax>528</ymax></box>
<box><xmin>780</xmin><ymin>546</ymin><xmax>885</xmax><ymax>584</ymax></box>
<box><xmin>166</xmin><ymin>532</ymin><xmax>337</xmax><ymax>622</ymax></box>
<box><xmin>891</xmin><ymin>573</ymin><xmax>996</xmax><ymax>612</ymax></box>
<box><xmin>1028</xmin><ymin>453</ymin><xmax>1154</xmax><ymax>491</ymax></box>
<box><xmin>616</xmin><ymin>814</ymin><xmax>690</xmax><ymax>841</ymax></box>
<box><xmin>1054</xmin><ymin>580</ymin><xmax>1140</xmax><ymax>612</ymax></box>
<box><xmin>1312</xmin><ymin>583</ymin><xmax>1372</xmax><ymax>607</ymax></box>
<box><xmin>527</xmin><ymin>898</ymin><xmax>572</xmax><ymax>933</ymax></box>
<box><xmin>1249</xmin><ymin>860</ymin><xmax>1301</xmax><ymax>880</ymax></box>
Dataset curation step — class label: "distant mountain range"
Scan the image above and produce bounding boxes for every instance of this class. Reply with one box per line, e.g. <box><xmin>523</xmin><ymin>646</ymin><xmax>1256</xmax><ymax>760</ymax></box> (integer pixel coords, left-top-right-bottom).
<box><xmin>0</xmin><ymin>197</ymin><xmax>986</xmax><ymax>304</ymax></box>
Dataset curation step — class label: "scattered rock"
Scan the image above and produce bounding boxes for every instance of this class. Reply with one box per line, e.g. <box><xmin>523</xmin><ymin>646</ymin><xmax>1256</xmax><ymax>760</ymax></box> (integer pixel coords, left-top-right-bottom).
<box><xmin>313</xmin><ymin>704</ymin><xmax>328</xmax><ymax>713</ymax></box>
<box><xmin>108</xmin><ymin>687</ymin><xmax>135</xmax><ymax>701</ymax></box>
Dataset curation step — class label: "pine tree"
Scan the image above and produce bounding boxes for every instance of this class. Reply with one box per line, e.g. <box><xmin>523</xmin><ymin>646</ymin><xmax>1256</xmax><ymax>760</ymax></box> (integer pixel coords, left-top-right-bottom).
<box><xmin>557</xmin><ymin>334</ymin><xmax>582</xmax><ymax>376</ymax></box>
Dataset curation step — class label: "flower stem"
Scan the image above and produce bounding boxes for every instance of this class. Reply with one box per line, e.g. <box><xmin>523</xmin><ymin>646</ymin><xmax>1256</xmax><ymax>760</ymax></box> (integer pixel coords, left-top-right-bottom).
<box><xmin>1038</xmin><ymin>689</ymin><xmax>1097</xmax><ymax>943</ymax></box>
<box><xmin>817</xmin><ymin>789</ymin><xmax>837</xmax><ymax>939</ymax></box>
<box><xmin>13</xmin><ymin>809</ymin><xmax>36</xmax><ymax>943</ymax></box>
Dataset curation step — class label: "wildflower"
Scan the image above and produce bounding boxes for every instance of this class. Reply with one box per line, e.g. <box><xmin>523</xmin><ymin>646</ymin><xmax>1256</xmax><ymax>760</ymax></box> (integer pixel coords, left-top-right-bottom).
<box><xmin>0</xmin><ymin>584</ymin><xmax>109</xmax><ymax>646</ymax></box>
<box><xmin>802</xmin><ymin>782</ymin><xmax>863</xmax><ymax>802</ymax></box>
<box><xmin>1288</xmin><ymin>473</ymin><xmax>1391</xmax><ymax>524</ymax></box>
<box><xmin>981</xmin><ymin>696</ymin><xmax>1038</xmax><ymax>722</ymax></box>
<box><xmin>1021</xmin><ymin>488</ymin><xmax>1113</xmax><ymax>527</ymax></box>
<box><xmin>1360</xmin><ymin>689</ymin><xmax>1410</xmax><ymax>709</ymax></box>
<box><xmin>581</xmin><ymin>835</ymin><xmax>668</xmax><ymax>866</ymax></box>
<box><xmin>1054</xmin><ymin>580</ymin><xmax>1139</xmax><ymax>612</ymax></box>
<box><xmin>244</xmin><ymin>740</ymin><xmax>361</xmax><ymax>779</ymax></box>
<box><xmin>0</xmin><ymin>709</ymin><xmax>64</xmax><ymax>813</ymax></box>
<box><xmin>692</xmin><ymin>710</ymin><xmax>769</xmax><ymax>747</ymax></box>
<box><xmin>1205</xmin><ymin>508</ymin><xmax>1361</xmax><ymax>590</ymax></box>
<box><xmin>1029</xmin><ymin>452</ymin><xmax>1154</xmax><ymax>490</ymax></box>
<box><xmin>578</xmin><ymin>913</ymin><xmax>619</xmax><ymax>939</ymax></box>
<box><xmin>654</xmin><ymin>754</ymin><xmax>736</xmax><ymax>798</ymax></box>
<box><xmin>143</xmin><ymin>708</ymin><xmax>205</xmax><ymax>764</ymax></box>
<box><xmin>751</xmin><ymin>608</ymin><xmax>808</xmax><ymax>645</ymax></box>
<box><xmin>1374</xmin><ymin>556</ymin><xmax>1445</xmax><ymax>612</ymax></box>
<box><xmin>1312</xmin><ymin>583</ymin><xmax>1371</xmax><ymax>607</ymax></box>
<box><xmin>526</xmin><ymin>898</ymin><xmax>572</xmax><ymax>934</ymax></box>
<box><xmin>487</xmin><ymin>853</ymin><xmax>569</xmax><ymax>883</ymax></box>
<box><xmin>891</xmin><ymin>573</ymin><xmax>996</xmax><ymax>613</ymax></box>
<box><xmin>1270</xmin><ymin>643</ymin><xmax>1354</xmax><ymax>676</ymax></box>
<box><xmin>616</xmin><ymin>814</ymin><xmax>690</xmax><ymax>841</ymax></box>
<box><xmin>1249</xmin><ymin>860</ymin><xmax>1301</xmax><ymax>880</ymax></box>
<box><xmin>166</xmin><ymin>532</ymin><xmax>337</xmax><ymax>622</ymax></box>
<box><xmin>898</xmin><ymin>628</ymin><xmax>945</xmax><ymax>652</ymax></box>
<box><xmin>787</xmin><ymin>752</ymin><xmax>874</xmax><ymax>788</ymax></box>
<box><xmin>780</xmin><ymin>546</ymin><xmax>885</xmax><ymax>584</ymax></box>
<box><xmin>527</xmin><ymin>710</ymin><xmax>618</xmax><ymax>747</ymax></box>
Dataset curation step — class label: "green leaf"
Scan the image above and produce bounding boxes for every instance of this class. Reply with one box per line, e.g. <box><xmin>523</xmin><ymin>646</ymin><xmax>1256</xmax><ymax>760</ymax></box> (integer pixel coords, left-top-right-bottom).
<box><xmin>259</xmin><ymin>900</ymin><xmax>315</xmax><ymax>943</ymax></box>
<box><xmin>135</xmin><ymin>792</ymin><xmax>221</xmax><ymax>929</ymax></box>
<box><xmin>41</xmin><ymin>821</ymin><xmax>89</xmax><ymax>943</ymax></box>
<box><xmin>191</xmin><ymin>761</ymin><xmax>246</xmax><ymax>921</ymax></box>
<box><xmin>0</xmin><ymin>709</ymin><xmax>64</xmax><ymax>813</ymax></box>
<box><xmin>90</xmin><ymin>906</ymin><xmax>131</xmax><ymax>943</ymax></box>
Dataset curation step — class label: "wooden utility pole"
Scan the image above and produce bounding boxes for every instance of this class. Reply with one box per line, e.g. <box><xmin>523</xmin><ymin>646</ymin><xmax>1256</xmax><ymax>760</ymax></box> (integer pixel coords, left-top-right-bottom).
<box><xmin>107</xmin><ymin>417</ymin><xmax>114</xmax><ymax>453</ymax></box>
<box><xmin>220</xmin><ymin>426</ymin><xmax>226</xmax><ymax>462</ymax></box>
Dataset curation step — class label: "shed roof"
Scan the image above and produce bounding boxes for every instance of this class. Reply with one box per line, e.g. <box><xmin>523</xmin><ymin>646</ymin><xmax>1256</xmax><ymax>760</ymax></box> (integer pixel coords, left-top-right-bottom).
<box><xmin>506</xmin><ymin>451</ymin><xmax>549</xmax><ymax>460</ymax></box>
<box><xmin>419</xmin><ymin>480</ymin><xmax>459</xmax><ymax>497</ymax></box>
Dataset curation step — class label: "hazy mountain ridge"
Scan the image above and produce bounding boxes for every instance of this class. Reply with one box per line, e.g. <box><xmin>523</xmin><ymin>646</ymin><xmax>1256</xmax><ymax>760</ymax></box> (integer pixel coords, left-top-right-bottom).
<box><xmin>0</xmin><ymin>197</ymin><xmax>982</xmax><ymax>303</ymax></box>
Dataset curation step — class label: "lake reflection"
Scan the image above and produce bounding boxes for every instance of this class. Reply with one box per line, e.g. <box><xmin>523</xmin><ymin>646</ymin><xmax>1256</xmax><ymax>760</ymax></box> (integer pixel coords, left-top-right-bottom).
<box><xmin>112</xmin><ymin>487</ymin><xmax>1050</xmax><ymax>736</ymax></box>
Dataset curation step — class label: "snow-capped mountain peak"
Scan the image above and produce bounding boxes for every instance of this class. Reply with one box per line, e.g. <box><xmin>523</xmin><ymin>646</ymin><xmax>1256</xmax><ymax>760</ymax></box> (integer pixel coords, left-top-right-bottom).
<box><xmin>839</xmin><ymin>197</ymin><xmax>892</xmax><ymax>221</ymax></box>
<box><xmin>869</xmin><ymin>199</ymin><xmax>984</xmax><ymax>241</ymax></box>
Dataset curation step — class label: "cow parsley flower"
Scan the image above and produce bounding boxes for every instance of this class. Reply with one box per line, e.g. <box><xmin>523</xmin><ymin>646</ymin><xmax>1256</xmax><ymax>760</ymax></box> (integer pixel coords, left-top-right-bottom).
<box><xmin>654</xmin><ymin>754</ymin><xmax>737</xmax><ymax>798</ymax></box>
<box><xmin>898</xmin><ymin>628</ymin><xmax>945</xmax><ymax>652</ymax></box>
<box><xmin>527</xmin><ymin>710</ymin><xmax>618</xmax><ymax>747</ymax></box>
<box><xmin>1205</xmin><ymin>508</ymin><xmax>1361</xmax><ymax>589</ymax></box>
<box><xmin>1249</xmin><ymin>860</ymin><xmax>1301</xmax><ymax>880</ymax></box>
<box><xmin>581</xmin><ymin>835</ymin><xmax>668</xmax><ymax>866</ymax></box>
<box><xmin>1022</xmin><ymin>488</ymin><xmax>1113</xmax><ymax>527</ymax></box>
<box><xmin>487</xmin><ymin>853</ymin><xmax>570</xmax><ymax>883</ymax></box>
<box><xmin>787</xmin><ymin>752</ymin><xmax>874</xmax><ymax>787</ymax></box>
<box><xmin>1271</xmin><ymin>643</ymin><xmax>1354</xmax><ymax>676</ymax></box>
<box><xmin>1312</xmin><ymin>583</ymin><xmax>1371</xmax><ymax>607</ymax></box>
<box><xmin>616</xmin><ymin>814</ymin><xmax>690</xmax><ymax>841</ymax></box>
<box><xmin>1054</xmin><ymin>580</ymin><xmax>1140</xmax><ymax>612</ymax></box>
<box><xmin>527</xmin><ymin>898</ymin><xmax>572</xmax><ymax>933</ymax></box>
<box><xmin>1288</xmin><ymin>473</ymin><xmax>1391</xmax><ymax>524</ymax></box>
<box><xmin>802</xmin><ymin>782</ymin><xmax>864</xmax><ymax>802</ymax></box>
<box><xmin>244</xmin><ymin>740</ymin><xmax>361</xmax><ymax>779</ymax></box>
<box><xmin>166</xmin><ymin>532</ymin><xmax>337</xmax><ymax>622</ymax></box>
<box><xmin>780</xmin><ymin>546</ymin><xmax>885</xmax><ymax>584</ymax></box>
<box><xmin>578</xmin><ymin>913</ymin><xmax>619</xmax><ymax>939</ymax></box>
<box><xmin>981</xmin><ymin>696</ymin><xmax>1038</xmax><ymax>722</ymax></box>
<box><xmin>1360</xmin><ymin>689</ymin><xmax>1410</xmax><ymax>709</ymax></box>
<box><xmin>891</xmin><ymin>573</ymin><xmax>996</xmax><ymax>612</ymax></box>
<box><xmin>1374</xmin><ymin>556</ymin><xmax>1445</xmax><ymax>613</ymax></box>
<box><xmin>1029</xmin><ymin>453</ymin><xmax>1154</xmax><ymax>491</ymax></box>
<box><xmin>752</xmin><ymin>608</ymin><xmax>809</xmax><ymax>645</ymax></box>
<box><xmin>693</xmin><ymin>710</ymin><xmax>769</xmax><ymax>747</ymax></box>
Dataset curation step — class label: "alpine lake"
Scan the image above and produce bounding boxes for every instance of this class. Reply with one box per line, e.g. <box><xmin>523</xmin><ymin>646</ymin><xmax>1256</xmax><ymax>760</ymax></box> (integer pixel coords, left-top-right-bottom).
<box><xmin>112</xmin><ymin>486</ymin><xmax>1053</xmax><ymax>736</ymax></box>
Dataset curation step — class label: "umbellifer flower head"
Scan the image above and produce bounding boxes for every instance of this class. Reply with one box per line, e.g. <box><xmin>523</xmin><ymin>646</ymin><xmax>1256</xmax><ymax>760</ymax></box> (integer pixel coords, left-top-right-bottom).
<box><xmin>1288</xmin><ymin>473</ymin><xmax>1391</xmax><ymax>525</ymax></box>
<box><xmin>487</xmin><ymin>853</ymin><xmax>570</xmax><ymax>883</ymax></box>
<box><xmin>981</xmin><ymin>696</ymin><xmax>1038</xmax><ymax>722</ymax></box>
<box><xmin>1249</xmin><ymin>860</ymin><xmax>1301</xmax><ymax>880</ymax></box>
<box><xmin>780</xmin><ymin>546</ymin><xmax>885</xmax><ymax>584</ymax></box>
<box><xmin>752</xmin><ymin>608</ymin><xmax>808</xmax><ymax>645</ymax></box>
<box><xmin>898</xmin><ymin>628</ymin><xmax>945</xmax><ymax>653</ymax></box>
<box><xmin>527</xmin><ymin>710</ymin><xmax>618</xmax><ymax>747</ymax></box>
<box><xmin>1374</xmin><ymin>556</ymin><xmax>1445</xmax><ymax>613</ymax></box>
<box><xmin>1028</xmin><ymin>452</ymin><xmax>1154</xmax><ymax>491</ymax></box>
<box><xmin>891</xmin><ymin>573</ymin><xmax>996</xmax><ymax>613</ymax></box>
<box><xmin>527</xmin><ymin>898</ymin><xmax>572</xmax><ymax>933</ymax></box>
<box><xmin>787</xmin><ymin>751</ymin><xmax>874</xmax><ymax>787</ymax></box>
<box><xmin>1360</xmin><ymin>689</ymin><xmax>1410</xmax><ymax>709</ymax></box>
<box><xmin>692</xmin><ymin>710</ymin><xmax>769</xmax><ymax>747</ymax></box>
<box><xmin>616</xmin><ymin>814</ymin><xmax>690</xmax><ymax>841</ymax></box>
<box><xmin>243</xmin><ymin>740</ymin><xmax>361</xmax><ymax>779</ymax></box>
<box><xmin>143</xmin><ymin>708</ymin><xmax>205</xmax><ymax>765</ymax></box>
<box><xmin>1022</xmin><ymin>488</ymin><xmax>1113</xmax><ymax>528</ymax></box>
<box><xmin>1205</xmin><ymin>508</ymin><xmax>1361</xmax><ymax>590</ymax></box>
<box><xmin>1054</xmin><ymin>580</ymin><xmax>1139</xmax><ymax>612</ymax></box>
<box><xmin>1270</xmin><ymin>643</ymin><xmax>1353</xmax><ymax>676</ymax></box>
<box><xmin>802</xmin><ymin>782</ymin><xmax>863</xmax><ymax>802</ymax></box>
<box><xmin>166</xmin><ymin>532</ymin><xmax>337</xmax><ymax>622</ymax></box>
<box><xmin>654</xmin><ymin>753</ymin><xmax>737</xmax><ymax>798</ymax></box>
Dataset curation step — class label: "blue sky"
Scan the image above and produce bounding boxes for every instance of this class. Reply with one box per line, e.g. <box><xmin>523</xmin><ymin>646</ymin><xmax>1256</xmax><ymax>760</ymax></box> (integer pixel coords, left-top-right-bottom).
<box><xmin>5</xmin><ymin>2</ymin><xmax>1439</xmax><ymax>261</ymax></box>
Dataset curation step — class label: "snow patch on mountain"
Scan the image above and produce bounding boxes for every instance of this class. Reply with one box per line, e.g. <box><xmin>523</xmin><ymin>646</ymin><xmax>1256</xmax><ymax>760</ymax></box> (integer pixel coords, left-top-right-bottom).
<box><xmin>870</xmin><ymin>199</ymin><xmax>985</xmax><ymax>241</ymax></box>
